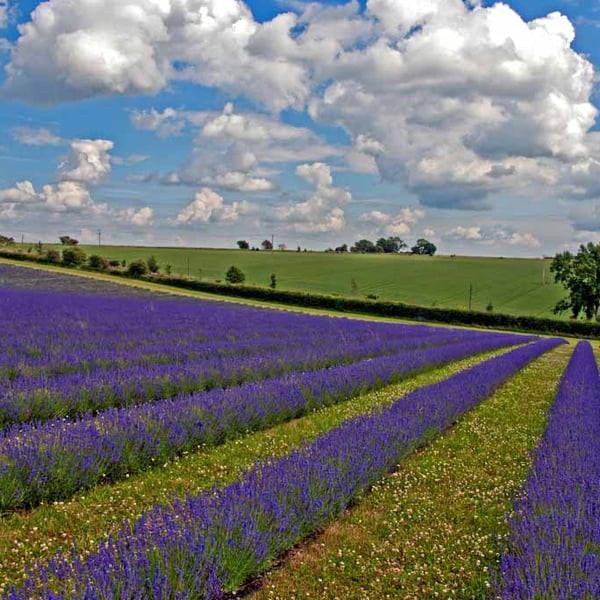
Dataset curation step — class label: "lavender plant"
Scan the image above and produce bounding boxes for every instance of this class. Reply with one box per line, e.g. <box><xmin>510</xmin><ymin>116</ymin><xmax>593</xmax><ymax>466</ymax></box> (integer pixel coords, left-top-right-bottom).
<box><xmin>492</xmin><ymin>340</ymin><xmax>600</xmax><ymax>599</ymax></box>
<box><xmin>7</xmin><ymin>337</ymin><xmax>563</xmax><ymax>599</ymax></box>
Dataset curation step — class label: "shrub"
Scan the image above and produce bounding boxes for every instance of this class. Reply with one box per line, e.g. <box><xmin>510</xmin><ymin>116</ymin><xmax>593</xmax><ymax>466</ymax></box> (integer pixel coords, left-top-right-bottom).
<box><xmin>45</xmin><ymin>249</ymin><xmax>61</xmax><ymax>264</ymax></box>
<box><xmin>62</xmin><ymin>246</ymin><xmax>87</xmax><ymax>267</ymax></box>
<box><xmin>127</xmin><ymin>259</ymin><xmax>148</xmax><ymax>277</ymax></box>
<box><xmin>225</xmin><ymin>265</ymin><xmax>245</xmax><ymax>284</ymax></box>
<box><xmin>88</xmin><ymin>255</ymin><xmax>109</xmax><ymax>270</ymax></box>
<box><xmin>147</xmin><ymin>255</ymin><xmax>160</xmax><ymax>273</ymax></box>
<box><xmin>108</xmin><ymin>259</ymin><xmax>121</xmax><ymax>267</ymax></box>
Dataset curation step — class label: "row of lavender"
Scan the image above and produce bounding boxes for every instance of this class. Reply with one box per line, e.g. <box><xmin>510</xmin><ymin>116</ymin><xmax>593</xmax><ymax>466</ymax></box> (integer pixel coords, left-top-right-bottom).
<box><xmin>0</xmin><ymin>331</ymin><xmax>528</xmax><ymax>513</ymax></box>
<box><xmin>493</xmin><ymin>340</ymin><xmax>600</xmax><ymax>598</ymax></box>
<box><xmin>6</xmin><ymin>337</ymin><xmax>564</xmax><ymax>598</ymax></box>
<box><xmin>0</xmin><ymin>286</ymin><xmax>513</xmax><ymax>428</ymax></box>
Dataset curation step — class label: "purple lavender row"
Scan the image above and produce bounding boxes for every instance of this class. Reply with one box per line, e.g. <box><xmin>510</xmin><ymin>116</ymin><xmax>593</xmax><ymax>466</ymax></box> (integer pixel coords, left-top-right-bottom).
<box><xmin>0</xmin><ymin>286</ymin><xmax>451</xmax><ymax>378</ymax></box>
<box><xmin>7</xmin><ymin>337</ymin><xmax>564</xmax><ymax>599</ymax></box>
<box><xmin>0</xmin><ymin>329</ymin><xmax>489</xmax><ymax>429</ymax></box>
<box><xmin>0</xmin><ymin>332</ymin><xmax>530</xmax><ymax>513</ymax></box>
<box><xmin>492</xmin><ymin>340</ymin><xmax>600</xmax><ymax>599</ymax></box>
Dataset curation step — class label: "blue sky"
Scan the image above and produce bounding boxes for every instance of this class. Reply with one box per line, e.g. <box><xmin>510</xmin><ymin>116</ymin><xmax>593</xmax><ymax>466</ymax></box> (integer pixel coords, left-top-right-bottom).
<box><xmin>1</xmin><ymin>0</ymin><xmax>600</xmax><ymax>256</ymax></box>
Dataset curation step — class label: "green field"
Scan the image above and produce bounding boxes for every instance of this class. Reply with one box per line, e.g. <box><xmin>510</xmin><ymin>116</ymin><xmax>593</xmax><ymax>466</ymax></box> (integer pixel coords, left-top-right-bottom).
<box><xmin>55</xmin><ymin>245</ymin><xmax>565</xmax><ymax>319</ymax></box>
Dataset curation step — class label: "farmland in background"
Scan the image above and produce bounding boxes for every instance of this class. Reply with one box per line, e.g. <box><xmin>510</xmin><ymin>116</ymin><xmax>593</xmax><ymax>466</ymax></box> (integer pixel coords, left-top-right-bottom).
<box><xmin>44</xmin><ymin>244</ymin><xmax>565</xmax><ymax>318</ymax></box>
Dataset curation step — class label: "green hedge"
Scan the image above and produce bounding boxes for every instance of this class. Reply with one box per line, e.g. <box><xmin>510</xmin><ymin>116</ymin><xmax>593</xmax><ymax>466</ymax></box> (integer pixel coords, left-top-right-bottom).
<box><xmin>2</xmin><ymin>248</ymin><xmax>599</xmax><ymax>338</ymax></box>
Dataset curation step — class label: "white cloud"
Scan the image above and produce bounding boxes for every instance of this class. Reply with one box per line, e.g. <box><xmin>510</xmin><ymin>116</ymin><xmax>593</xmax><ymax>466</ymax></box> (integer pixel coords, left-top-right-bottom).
<box><xmin>58</xmin><ymin>139</ymin><xmax>114</xmax><ymax>185</ymax></box>
<box><xmin>176</xmin><ymin>188</ymin><xmax>253</xmax><ymax>224</ymax></box>
<box><xmin>444</xmin><ymin>224</ymin><xmax>541</xmax><ymax>248</ymax></box>
<box><xmin>118</xmin><ymin>206</ymin><xmax>154</xmax><ymax>227</ymax></box>
<box><xmin>447</xmin><ymin>226</ymin><xmax>484</xmax><ymax>241</ymax></box>
<box><xmin>275</xmin><ymin>162</ymin><xmax>351</xmax><ymax>232</ymax></box>
<box><xmin>11</xmin><ymin>126</ymin><xmax>63</xmax><ymax>146</ymax></box>
<box><xmin>40</xmin><ymin>181</ymin><xmax>91</xmax><ymax>211</ymax></box>
<box><xmin>111</xmin><ymin>154</ymin><xmax>149</xmax><ymax>166</ymax></box>
<box><xmin>130</xmin><ymin>108</ymin><xmax>185</xmax><ymax>138</ymax></box>
<box><xmin>360</xmin><ymin>207</ymin><xmax>425</xmax><ymax>236</ymax></box>
<box><xmin>0</xmin><ymin>1</ymin><xmax>7</xmax><ymax>29</ymax></box>
<box><xmin>0</xmin><ymin>180</ymin><xmax>37</xmax><ymax>204</ymax></box>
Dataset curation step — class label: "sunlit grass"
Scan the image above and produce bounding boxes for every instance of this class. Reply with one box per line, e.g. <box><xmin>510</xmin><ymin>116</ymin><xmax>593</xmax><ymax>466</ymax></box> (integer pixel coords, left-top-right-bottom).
<box><xmin>249</xmin><ymin>344</ymin><xmax>572</xmax><ymax>600</ymax></box>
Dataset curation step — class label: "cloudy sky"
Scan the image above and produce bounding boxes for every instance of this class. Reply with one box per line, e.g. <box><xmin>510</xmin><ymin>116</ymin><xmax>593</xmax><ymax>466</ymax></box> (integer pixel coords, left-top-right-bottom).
<box><xmin>1</xmin><ymin>0</ymin><xmax>599</xmax><ymax>256</ymax></box>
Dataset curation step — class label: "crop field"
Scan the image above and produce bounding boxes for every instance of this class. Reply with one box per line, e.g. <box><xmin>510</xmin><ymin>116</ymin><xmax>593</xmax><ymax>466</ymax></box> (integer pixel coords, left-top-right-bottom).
<box><xmin>0</xmin><ymin>262</ymin><xmax>595</xmax><ymax>598</ymax></box>
<box><xmin>45</xmin><ymin>244</ymin><xmax>566</xmax><ymax>318</ymax></box>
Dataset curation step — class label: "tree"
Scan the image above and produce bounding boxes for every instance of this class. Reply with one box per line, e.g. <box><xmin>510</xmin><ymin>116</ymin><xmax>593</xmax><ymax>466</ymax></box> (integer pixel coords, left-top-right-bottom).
<box><xmin>0</xmin><ymin>234</ymin><xmax>15</xmax><ymax>246</ymax></box>
<box><xmin>88</xmin><ymin>254</ymin><xmax>109</xmax><ymax>270</ymax></box>
<box><xmin>350</xmin><ymin>239</ymin><xmax>377</xmax><ymax>253</ymax></box>
<box><xmin>335</xmin><ymin>243</ymin><xmax>348</xmax><ymax>253</ymax></box>
<box><xmin>550</xmin><ymin>242</ymin><xmax>600</xmax><ymax>320</ymax></box>
<box><xmin>225</xmin><ymin>265</ymin><xmax>245</xmax><ymax>284</ymax></box>
<box><xmin>261</xmin><ymin>239</ymin><xmax>273</xmax><ymax>251</ymax></box>
<box><xmin>411</xmin><ymin>238</ymin><xmax>437</xmax><ymax>256</ymax></box>
<box><xmin>147</xmin><ymin>255</ymin><xmax>160</xmax><ymax>273</ymax></box>
<box><xmin>127</xmin><ymin>259</ymin><xmax>148</xmax><ymax>277</ymax></box>
<box><xmin>237</xmin><ymin>240</ymin><xmax>250</xmax><ymax>250</ymax></box>
<box><xmin>376</xmin><ymin>236</ymin><xmax>407</xmax><ymax>254</ymax></box>
<box><xmin>62</xmin><ymin>246</ymin><xmax>87</xmax><ymax>266</ymax></box>
<box><xmin>59</xmin><ymin>236</ymin><xmax>79</xmax><ymax>246</ymax></box>
<box><xmin>269</xmin><ymin>273</ymin><xmax>277</xmax><ymax>289</ymax></box>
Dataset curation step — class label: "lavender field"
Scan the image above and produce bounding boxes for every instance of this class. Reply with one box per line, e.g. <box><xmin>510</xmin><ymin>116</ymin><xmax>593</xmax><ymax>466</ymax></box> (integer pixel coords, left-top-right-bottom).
<box><xmin>0</xmin><ymin>262</ymin><xmax>593</xmax><ymax>599</ymax></box>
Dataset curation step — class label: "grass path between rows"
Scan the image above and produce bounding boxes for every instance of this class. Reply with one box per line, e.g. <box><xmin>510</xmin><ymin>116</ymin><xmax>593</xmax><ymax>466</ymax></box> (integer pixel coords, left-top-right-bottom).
<box><xmin>0</xmin><ymin>345</ymin><xmax>528</xmax><ymax>594</ymax></box>
<box><xmin>249</xmin><ymin>343</ymin><xmax>573</xmax><ymax>600</ymax></box>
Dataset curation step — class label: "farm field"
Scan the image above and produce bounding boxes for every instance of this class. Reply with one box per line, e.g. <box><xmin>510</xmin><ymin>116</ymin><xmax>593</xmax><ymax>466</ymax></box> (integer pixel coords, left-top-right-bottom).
<box><xmin>0</xmin><ymin>263</ymin><xmax>595</xmax><ymax>598</ymax></box>
<box><xmin>44</xmin><ymin>244</ymin><xmax>565</xmax><ymax>318</ymax></box>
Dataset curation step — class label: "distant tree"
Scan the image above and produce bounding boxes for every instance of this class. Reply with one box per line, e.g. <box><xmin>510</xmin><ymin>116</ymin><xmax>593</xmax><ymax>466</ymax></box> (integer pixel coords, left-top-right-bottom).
<box><xmin>88</xmin><ymin>254</ymin><xmax>109</xmax><ymax>270</ymax></box>
<box><xmin>376</xmin><ymin>236</ymin><xmax>407</xmax><ymax>254</ymax></box>
<box><xmin>335</xmin><ymin>243</ymin><xmax>348</xmax><ymax>253</ymax></box>
<box><xmin>0</xmin><ymin>234</ymin><xmax>15</xmax><ymax>246</ymax></box>
<box><xmin>225</xmin><ymin>265</ymin><xmax>245</xmax><ymax>284</ymax></box>
<box><xmin>269</xmin><ymin>273</ymin><xmax>277</xmax><ymax>289</ymax></box>
<box><xmin>165</xmin><ymin>264</ymin><xmax>172</xmax><ymax>275</ymax></box>
<box><xmin>35</xmin><ymin>241</ymin><xmax>43</xmax><ymax>254</ymax></box>
<box><xmin>147</xmin><ymin>255</ymin><xmax>160</xmax><ymax>273</ymax></box>
<box><xmin>127</xmin><ymin>259</ymin><xmax>148</xmax><ymax>277</ymax></box>
<box><xmin>59</xmin><ymin>236</ymin><xmax>79</xmax><ymax>246</ymax></box>
<box><xmin>411</xmin><ymin>238</ymin><xmax>437</xmax><ymax>256</ymax></box>
<box><xmin>237</xmin><ymin>240</ymin><xmax>250</xmax><ymax>250</ymax></box>
<box><xmin>297</xmin><ymin>246</ymin><xmax>301</xmax><ymax>252</ymax></box>
<box><xmin>261</xmin><ymin>239</ymin><xmax>273</xmax><ymax>251</ymax></box>
<box><xmin>351</xmin><ymin>239</ymin><xmax>377</xmax><ymax>254</ymax></box>
<box><xmin>277</xmin><ymin>243</ymin><xmax>286</xmax><ymax>251</ymax></box>
<box><xmin>550</xmin><ymin>242</ymin><xmax>600</xmax><ymax>320</ymax></box>
<box><xmin>62</xmin><ymin>246</ymin><xmax>87</xmax><ymax>267</ymax></box>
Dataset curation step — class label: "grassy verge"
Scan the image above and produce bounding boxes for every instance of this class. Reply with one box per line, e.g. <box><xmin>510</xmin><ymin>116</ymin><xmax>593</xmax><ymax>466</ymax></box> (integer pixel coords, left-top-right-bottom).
<box><xmin>0</xmin><ymin>347</ymin><xmax>519</xmax><ymax>593</ymax></box>
<box><xmin>248</xmin><ymin>344</ymin><xmax>572</xmax><ymax>600</ymax></box>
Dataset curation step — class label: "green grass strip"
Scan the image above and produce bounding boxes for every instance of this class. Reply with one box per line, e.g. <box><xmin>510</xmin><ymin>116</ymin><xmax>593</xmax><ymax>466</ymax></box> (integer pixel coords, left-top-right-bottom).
<box><xmin>0</xmin><ymin>347</ymin><xmax>514</xmax><ymax>593</ymax></box>
<box><xmin>248</xmin><ymin>343</ymin><xmax>572</xmax><ymax>600</ymax></box>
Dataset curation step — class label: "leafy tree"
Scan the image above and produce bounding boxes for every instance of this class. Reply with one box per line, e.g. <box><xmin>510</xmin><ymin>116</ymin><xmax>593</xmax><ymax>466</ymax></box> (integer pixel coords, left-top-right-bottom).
<box><xmin>88</xmin><ymin>254</ymin><xmax>109</xmax><ymax>270</ymax></box>
<box><xmin>225</xmin><ymin>265</ymin><xmax>245</xmax><ymax>284</ymax></box>
<box><xmin>261</xmin><ymin>239</ymin><xmax>273</xmax><ymax>251</ymax></box>
<box><xmin>269</xmin><ymin>273</ymin><xmax>277</xmax><ymax>289</ymax></box>
<box><xmin>335</xmin><ymin>243</ymin><xmax>348</xmax><ymax>253</ymax></box>
<box><xmin>376</xmin><ymin>236</ymin><xmax>407</xmax><ymax>253</ymax></box>
<box><xmin>237</xmin><ymin>240</ymin><xmax>250</xmax><ymax>250</ymax></box>
<box><xmin>59</xmin><ymin>236</ymin><xmax>79</xmax><ymax>246</ymax></box>
<box><xmin>0</xmin><ymin>234</ymin><xmax>15</xmax><ymax>246</ymax></box>
<box><xmin>62</xmin><ymin>246</ymin><xmax>87</xmax><ymax>266</ymax></box>
<box><xmin>350</xmin><ymin>239</ymin><xmax>377</xmax><ymax>253</ymax></box>
<box><xmin>550</xmin><ymin>242</ymin><xmax>600</xmax><ymax>320</ymax></box>
<box><xmin>127</xmin><ymin>259</ymin><xmax>148</xmax><ymax>277</ymax></box>
<box><xmin>147</xmin><ymin>255</ymin><xmax>160</xmax><ymax>273</ymax></box>
<box><xmin>411</xmin><ymin>238</ymin><xmax>437</xmax><ymax>256</ymax></box>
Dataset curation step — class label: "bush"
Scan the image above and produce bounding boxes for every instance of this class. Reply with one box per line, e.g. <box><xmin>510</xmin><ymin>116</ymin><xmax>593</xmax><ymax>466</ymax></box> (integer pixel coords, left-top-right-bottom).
<box><xmin>127</xmin><ymin>259</ymin><xmax>148</xmax><ymax>277</ymax></box>
<box><xmin>62</xmin><ymin>246</ymin><xmax>87</xmax><ymax>267</ymax></box>
<box><xmin>147</xmin><ymin>255</ymin><xmax>160</xmax><ymax>273</ymax></box>
<box><xmin>225</xmin><ymin>265</ymin><xmax>245</xmax><ymax>284</ymax></box>
<box><xmin>108</xmin><ymin>259</ymin><xmax>121</xmax><ymax>267</ymax></box>
<box><xmin>88</xmin><ymin>255</ymin><xmax>109</xmax><ymax>270</ymax></box>
<box><xmin>45</xmin><ymin>249</ymin><xmax>61</xmax><ymax>264</ymax></box>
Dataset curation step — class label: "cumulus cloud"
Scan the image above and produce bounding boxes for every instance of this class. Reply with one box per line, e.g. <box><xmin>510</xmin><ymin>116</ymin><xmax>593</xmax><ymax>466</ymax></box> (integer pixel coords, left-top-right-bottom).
<box><xmin>118</xmin><ymin>206</ymin><xmax>154</xmax><ymax>227</ymax></box>
<box><xmin>445</xmin><ymin>224</ymin><xmax>541</xmax><ymax>248</ymax></box>
<box><xmin>40</xmin><ymin>181</ymin><xmax>91</xmax><ymax>211</ymax></box>
<box><xmin>58</xmin><ymin>139</ymin><xmax>114</xmax><ymax>185</ymax></box>
<box><xmin>12</xmin><ymin>126</ymin><xmax>64</xmax><ymax>146</ymax></box>
<box><xmin>130</xmin><ymin>108</ymin><xmax>185</xmax><ymax>138</ymax></box>
<box><xmin>176</xmin><ymin>188</ymin><xmax>254</xmax><ymax>224</ymax></box>
<box><xmin>0</xmin><ymin>180</ymin><xmax>37</xmax><ymax>204</ymax></box>
<box><xmin>360</xmin><ymin>207</ymin><xmax>426</xmax><ymax>236</ymax></box>
<box><xmin>275</xmin><ymin>162</ymin><xmax>351</xmax><ymax>233</ymax></box>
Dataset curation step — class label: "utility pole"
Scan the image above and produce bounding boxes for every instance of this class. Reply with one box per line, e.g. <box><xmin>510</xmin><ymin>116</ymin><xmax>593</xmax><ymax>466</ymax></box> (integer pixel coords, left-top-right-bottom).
<box><xmin>468</xmin><ymin>283</ymin><xmax>473</xmax><ymax>311</ymax></box>
<box><xmin>97</xmin><ymin>229</ymin><xmax>101</xmax><ymax>247</ymax></box>
<box><xmin>271</xmin><ymin>233</ymin><xmax>274</xmax><ymax>253</ymax></box>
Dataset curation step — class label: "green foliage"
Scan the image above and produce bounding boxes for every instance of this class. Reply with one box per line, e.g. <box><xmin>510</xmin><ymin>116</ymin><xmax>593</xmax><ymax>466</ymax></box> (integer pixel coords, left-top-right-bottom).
<box><xmin>411</xmin><ymin>238</ymin><xmax>437</xmax><ymax>255</ymax></box>
<box><xmin>237</xmin><ymin>240</ymin><xmax>250</xmax><ymax>250</ymax></box>
<box><xmin>165</xmin><ymin>264</ymin><xmax>172</xmax><ymax>275</ymax></box>
<box><xmin>0</xmin><ymin>234</ymin><xmax>15</xmax><ymax>246</ymax></box>
<box><xmin>147</xmin><ymin>255</ymin><xmax>160</xmax><ymax>274</ymax></box>
<box><xmin>127</xmin><ymin>259</ymin><xmax>148</xmax><ymax>277</ymax></box>
<box><xmin>61</xmin><ymin>246</ymin><xmax>87</xmax><ymax>266</ymax></box>
<box><xmin>261</xmin><ymin>239</ymin><xmax>273</xmax><ymax>251</ymax></box>
<box><xmin>376</xmin><ymin>236</ymin><xmax>407</xmax><ymax>253</ymax></box>
<box><xmin>59</xmin><ymin>236</ymin><xmax>79</xmax><ymax>246</ymax></box>
<box><xmin>88</xmin><ymin>255</ymin><xmax>109</xmax><ymax>271</ymax></box>
<box><xmin>45</xmin><ymin>249</ymin><xmax>61</xmax><ymax>264</ymax></box>
<box><xmin>550</xmin><ymin>242</ymin><xmax>600</xmax><ymax>320</ymax></box>
<box><xmin>351</xmin><ymin>239</ymin><xmax>378</xmax><ymax>253</ymax></box>
<box><xmin>269</xmin><ymin>273</ymin><xmax>277</xmax><ymax>289</ymax></box>
<box><xmin>225</xmin><ymin>265</ymin><xmax>245</xmax><ymax>284</ymax></box>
